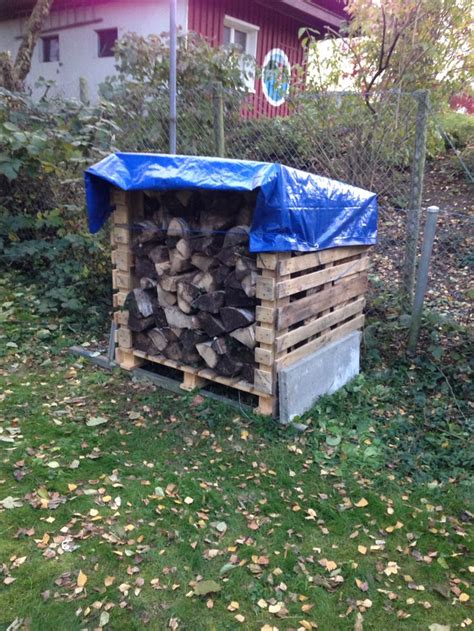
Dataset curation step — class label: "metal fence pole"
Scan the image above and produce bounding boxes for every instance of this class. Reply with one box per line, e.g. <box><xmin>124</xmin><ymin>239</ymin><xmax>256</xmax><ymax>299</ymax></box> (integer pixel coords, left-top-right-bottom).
<box><xmin>212</xmin><ymin>81</ymin><xmax>225</xmax><ymax>158</ymax></box>
<box><xmin>407</xmin><ymin>206</ymin><xmax>439</xmax><ymax>355</ymax></box>
<box><xmin>169</xmin><ymin>0</ymin><xmax>177</xmax><ymax>154</ymax></box>
<box><xmin>402</xmin><ymin>89</ymin><xmax>429</xmax><ymax>307</ymax></box>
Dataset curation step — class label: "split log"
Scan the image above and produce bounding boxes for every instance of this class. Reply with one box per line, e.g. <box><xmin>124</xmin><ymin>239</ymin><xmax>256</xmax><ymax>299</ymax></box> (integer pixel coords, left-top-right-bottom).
<box><xmin>167</xmin><ymin>217</ymin><xmax>191</xmax><ymax>239</ymax></box>
<box><xmin>140</xmin><ymin>277</ymin><xmax>157</xmax><ymax>290</ymax></box>
<box><xmin>220</xmin><ymin>307</ymin><xmax>255</xmax><ymax>332</ymax></box>
<box><xmin>134</xmin><ymin>332</ymin><xmax>150</xmax><ymax>353</ymax></box>
<box><xmin>149</xmin><ymin>244</ymin><xmax>169</xmax><ymax>264</ymax></box>
<box><xmin>192</xmin><ymin>291</ymin><xmax>225</xmax><ymax>314</ymax></box>
<box><xmin>191</xmin><ymin>253</ymin><xmax>215</xmax><ymax>272</ymax></box>
<box><xmin>148</xmin><ymin>327</ymin><xmax>178</xmax><ymax>352</ymax></box>
<box><xmin>176</xmin><ymin>281</ymin><xmax>200</xmax><ymax>314</ymax></box>
<box><xmin>196</xmin><ymin>341</ymin><xmax>219</xmax><ymax>369</ymax></box>
<box><xmin>223</xmin><ymin>225</ymin><xmax>250</xmax><ymax>249</ymax></box>
<box><xmin>229</xmin><ymin>324</ymin><xmax>256</xmax><ymax>349</ymax></box>
<box><xmin>169</xmin><ymin>248</ymin><xmax>193</xmax><ymax>274</ymax></box>
<box><xmin>197</xmin><ymin>312</ymin><xmax>227</xmax><ymax>338</ymax></box>
<box><xmin>193</xmin><ymin>271</ymin><xmax>217</xmax><ymax>293</ymax></box>
<box><xmin>160</xmin><ymin>270</ymin><xmax>196</xmax><ymax>292</ymax></box>
<box><xmin>157</xmin><ymin>284</ymin><xmax>177</xmax><ymax>307</ymax></box>
<box><xmin>128</xmin><ymin>313</ymin><xmax>155</xmax><ymax>333</ymax></box>
<box><xmin>176</xmin><ymin>238</ymin><xmax>192</xmax><ymax>260</ymax></box>
<box><xmin>241</xmin><ymin>271</ymin><xmax>258</xmax><ymax>298</ymax></box>
<box><xmin>241</xmin><ymin>363</ymin><xmax>254</xmax><ymax>384</ymax></box>
<box><xmin>164</xmin><ymin>306</ymin><xmax>200</xmax><ymax>330</ymax></box>
<box><xmin>135</xmin><ymin>256</ymin><xmax>158</xmax><ymax>280</ymax></box>
<box><xmin>215</xmin><ymin>355</ymin><xmax>242</xmax><ymax>377</ymax></box>
<box><xmin>235</xmin><ymin>256</ymin><xmax>257</xmax><ymax>280</ymax></box>
<box><xmin>125</xmin><ymin>288</ymin><xmax>157</xmax><ymax>319</ymax></box>
<box><xmin>134</xmin><ymin>220</ymin><xmax>164</xmax><ymax>244</ymax></box>
<box><xmin>211</xmin><ymin>337</ymin><xmax>227</xmax><ymax>355</ymax></box>
<box><xmin>164</xmin><ymin>341</ymin><xmax>183</xmax><ymax>361</ymax></box>
<box><xmin>225</xmin><ymin>288</ymin><xmax>256</xmax><ymax>308</ymax></box>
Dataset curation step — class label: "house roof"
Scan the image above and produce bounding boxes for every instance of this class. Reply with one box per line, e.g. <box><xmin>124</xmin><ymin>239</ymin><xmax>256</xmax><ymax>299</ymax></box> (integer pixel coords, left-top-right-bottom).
<box><xmin>0</xmin><ymin>0</ymin><xmax>347</xmax><ymax>25</ymax></box>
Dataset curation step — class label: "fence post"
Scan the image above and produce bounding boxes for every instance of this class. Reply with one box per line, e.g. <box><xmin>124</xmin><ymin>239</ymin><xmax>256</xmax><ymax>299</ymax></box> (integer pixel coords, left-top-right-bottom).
<box><xmin>407</xmin><ymin>206</ymin><xmax>439</xmax><ymax>355</ymax></box>
<box><xmin>212</xmin><ymin>81</ymin><xmax>225</xmax><ymax>158</ymax></box>
<box><xmin>402</xmin><ymin>89</ymin><xmax>429</xmax><ymax>307</ymax></box>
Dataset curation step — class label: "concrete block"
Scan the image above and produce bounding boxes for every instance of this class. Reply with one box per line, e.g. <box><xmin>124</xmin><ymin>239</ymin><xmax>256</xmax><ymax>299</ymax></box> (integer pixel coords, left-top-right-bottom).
<box><xmin>278</xmin><ymin>331</ymin><xmax>361</xmax><ymax>423</ymax></box>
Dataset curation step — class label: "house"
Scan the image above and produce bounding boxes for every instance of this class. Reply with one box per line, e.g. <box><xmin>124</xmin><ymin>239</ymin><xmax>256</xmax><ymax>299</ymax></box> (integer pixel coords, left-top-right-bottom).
<box><xmin>0</xmin><ymin>0</ymin><xmax>346</xmax><ymax>113</ymax></box>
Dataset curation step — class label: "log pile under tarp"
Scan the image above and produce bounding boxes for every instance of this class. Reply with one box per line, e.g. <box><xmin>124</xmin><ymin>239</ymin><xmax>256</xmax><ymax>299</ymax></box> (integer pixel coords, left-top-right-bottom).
<box><xmin>124</xmin><ymin>189</ymin><xmax>259</xmax><ymax>382</ymax></box>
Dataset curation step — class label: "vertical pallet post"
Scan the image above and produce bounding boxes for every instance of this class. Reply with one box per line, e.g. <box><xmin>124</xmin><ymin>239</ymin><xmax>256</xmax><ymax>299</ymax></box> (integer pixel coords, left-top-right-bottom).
<box><xmin>254</xmin><ymin>252</ymin><xmax>291</xmax><ymax>417</ymax></box>
<box><xmin>111</xmin><ymin>188</ymin><xmax>144</xmax><ymax>371</ymax></box>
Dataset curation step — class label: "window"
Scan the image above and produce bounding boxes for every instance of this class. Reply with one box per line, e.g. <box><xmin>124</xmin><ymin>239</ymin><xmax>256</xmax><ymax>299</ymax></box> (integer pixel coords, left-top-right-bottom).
<box><xmin>42</xmin><ymin>35</ymin><xmax>59</xmax><ymax>63</ymax></box>
<box><xmin>97</xmin><ymin>28</ymin><xmax>118</xmax><ymax>58</ymax></box>
<box><xmin>223</xmin><ymin>16</ymin><xmax>259</xmax><ymax>90</ymax></box>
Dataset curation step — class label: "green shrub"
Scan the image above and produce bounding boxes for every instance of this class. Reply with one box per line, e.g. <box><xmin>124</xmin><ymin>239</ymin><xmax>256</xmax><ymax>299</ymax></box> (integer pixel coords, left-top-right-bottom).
<box><xmin>438</xmin><ymin>110</ymin><xmax>474</xmax><ymax>149</ymax></box>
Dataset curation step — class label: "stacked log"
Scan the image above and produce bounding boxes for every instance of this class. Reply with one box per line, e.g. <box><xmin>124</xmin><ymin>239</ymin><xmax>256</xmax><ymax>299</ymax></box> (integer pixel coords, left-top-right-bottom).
<box><xmin>123</xmin><ymin>189</ymin><xmax>258</xmax><ymax>382</ymax></box>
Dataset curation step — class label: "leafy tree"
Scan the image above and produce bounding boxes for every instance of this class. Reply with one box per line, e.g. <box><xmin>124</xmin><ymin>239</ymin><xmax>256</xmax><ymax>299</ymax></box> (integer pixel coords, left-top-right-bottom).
<box><xmin>0</xmin><ymin>0</ymin><xmax>54</xmax><ymax>91</ymax></box>
<box><xmin>99</xmin><ymin>31</ymin><xmax>249</xmax><ymax>154</ymax></box>
<box><xmin>302</xmin><ymin>0</ymin><xmax>472</xmax><ymax>110</ymax></box>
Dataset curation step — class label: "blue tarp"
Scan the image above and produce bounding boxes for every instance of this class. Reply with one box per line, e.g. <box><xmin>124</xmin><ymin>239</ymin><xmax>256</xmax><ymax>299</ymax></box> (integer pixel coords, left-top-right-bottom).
<box><xmin>85</xmin><ymin>153</ymin><xmax>377</xmax><ymax>252</ymax></box>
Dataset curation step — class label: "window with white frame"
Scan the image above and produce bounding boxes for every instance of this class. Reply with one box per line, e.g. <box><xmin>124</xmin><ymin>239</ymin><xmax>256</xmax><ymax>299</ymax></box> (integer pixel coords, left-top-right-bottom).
<box><xmin>223</xmin><ymin>16</ymin><xmax>259</xmax><ymax>90</ymax></box>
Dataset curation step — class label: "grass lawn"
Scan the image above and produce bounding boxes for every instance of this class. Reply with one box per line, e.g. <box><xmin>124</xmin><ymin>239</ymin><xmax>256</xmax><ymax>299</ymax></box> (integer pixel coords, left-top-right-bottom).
<box><xmin>0</xmin><ymin>274</ymin><xmax>472</xmax><ymax>631</ymax></box>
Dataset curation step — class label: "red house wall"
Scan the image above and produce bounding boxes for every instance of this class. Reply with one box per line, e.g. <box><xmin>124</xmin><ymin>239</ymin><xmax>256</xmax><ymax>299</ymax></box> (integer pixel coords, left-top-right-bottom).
<box><xmin>188</xmin><ymin>0</ymin><xmax>310</xmax><ymax>117</ymax></box>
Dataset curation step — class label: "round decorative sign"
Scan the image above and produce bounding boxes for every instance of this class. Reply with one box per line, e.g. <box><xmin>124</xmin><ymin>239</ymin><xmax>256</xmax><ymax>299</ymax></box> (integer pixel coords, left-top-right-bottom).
<box><xmin>261</xmin><ymin>48</ymin><xmax>291</xmax><ymax>107</ymax></box>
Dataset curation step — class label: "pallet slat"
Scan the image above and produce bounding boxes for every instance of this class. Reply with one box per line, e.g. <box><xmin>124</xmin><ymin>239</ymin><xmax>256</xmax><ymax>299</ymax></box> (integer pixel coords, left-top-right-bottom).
<box><xmin>275</xmin><ymin>256</ymin><xmax>369</xmax><ymax>298</ymax></box>
<box><xmin>276</xmin><ymin>273</ymin><xmax>368</xmax><ymax>330</ymax></box>
<box><xmin>277</xmin><ymin>246</ymin><xmax>368</xmax><ymax>276</ymax></box>
<box><xmin>275</xmin><ymin>297</ymin><xmax>365</xmax><ymax>352</ymax></box>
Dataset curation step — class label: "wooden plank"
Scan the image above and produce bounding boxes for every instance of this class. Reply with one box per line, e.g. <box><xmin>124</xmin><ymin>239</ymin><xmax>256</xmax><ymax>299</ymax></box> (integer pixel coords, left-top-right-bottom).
<box><xmin>112</xmin><ymin>226</ymin><xmax>130</xmax><ymax>245</ymax></box>
<box><xmin>112</xmin><ymin>291</ymin><xmax>128</xmax><ymax>308</ymax></box>
<box><xmin>112</xmin><ymin>269</ymin><xmax>134</xmax><ymax>291</ymax></box>
<box><xmin>276</xmin><ymin>273</ymin><xmax>368</xmax><ymax>330</ymax></box>
<box><xmin>276</xmin><ymin>256</ymin><xmax>369</xmax><ymax>298</ymax></box>
<box><xmin>278</xmin><ymin>314</ymin><xmax>365</xmax><ymax>367</ymax></box>
<box><xmin>132</xmin><ymin>351</ymin><xmax>268</xmax><ymax>397</ymax></box>
<box><xmin>256</xmin><ymin>253</ymin><xmax>278</xmax><ymax>270</ymax></box>
<box><xmin>180</xmin><ymin>373</ymin><xmax>207</xmax><ymax>392</ymax></box>
<box><xmin>256</xmin><ymin>276</ymin><xmax>275</xmax><ymax>300</ymax></box>
<box><xmin>112</xmin><ymin>248</ymin><xmax>134</xmax><ymax>272</ymax></box>
<box><xmin>256</xmin><ymin>396</ymin><xmax>274</xmax><ymax>416</ymax></box>
<box><xmin>277</xmin><ymin>246</ymin><xmax>368</xmax><ymax>276</ymax></box>
<box><xmin>255</xmin><ymin>326</ymin><xmax>275</xmax><ymax>345</ymax></box>
<box><xmin>275</xmin><ymin>297</ymin><xmax>365</xmax><ymax>352</ymax></box>
<box><xmin>254</xmin><ymin>368</ymin><xmax>273</xmax><ymax>395</ymax></box>
<box><xmin>110</xmin><ymin>188</ymin><xmax>128</xmax><ymax>205</ymax></box>
<box><xmin>255</xmin><ymin>347</ymin><xmax>273</xmax><ymax>366</ymax></box>
<box><xmin>116</xmin><ymin>348</ymin><xmax>143</xmax><ymax>370</ymax></box>
<box><xmin>113</xmin><ymin>310</ymin><xmax>129</xmax><ymax>326</ymax></box>
<box><xmin>256</xmin><ymin>305</ymin><xmax>274</xmax><ymax>325</ymax></box>
<box><xmin>117</xmin><ymin>327</ymin><xmax>133</xmax><ymax>349</ymax></box>
<box><xmin>113</xmin><ymin>203</ymin><xmax>131</xmax><ymax>225</ymax></box>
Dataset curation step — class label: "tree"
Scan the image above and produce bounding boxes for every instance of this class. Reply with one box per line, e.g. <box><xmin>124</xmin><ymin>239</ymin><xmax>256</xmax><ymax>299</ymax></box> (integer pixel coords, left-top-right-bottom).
<box><xmin>0</xmin><ymin>0</ymin><xmax>54</xmax><ymax>91</ymax></box>
<box><xmin>302</xmin><ymin>0</ymin><xmax>472</xmax><ymax>111</ymax></box>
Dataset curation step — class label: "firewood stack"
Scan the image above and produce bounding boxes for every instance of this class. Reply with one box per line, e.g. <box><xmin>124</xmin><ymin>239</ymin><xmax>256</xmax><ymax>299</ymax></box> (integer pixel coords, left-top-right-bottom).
<box><xmin>123</xmin><ymin>189</ymin><xmax>259</xmax><ymax>383</ymax></box>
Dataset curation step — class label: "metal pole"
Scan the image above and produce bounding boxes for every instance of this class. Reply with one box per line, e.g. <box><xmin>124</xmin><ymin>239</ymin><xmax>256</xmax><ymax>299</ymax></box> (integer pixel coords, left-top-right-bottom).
<box><xmin>402</xmin><ymin>89</ymin><xmax>429</xmax><ymax>307</ymax></box>
<box><xmin>212</xmin><ymin>81</ymin><xmax>225</xmax><ymax>157</ymax></box>
<box><xmin>169</xmin><ymin>0</ymin><xmax>177</xmax><ymax>153</ymax></box>
<box><xmin>407</xmin><ymin>206</ymin><xmax>439</xmax><ymax>355</ymax></box>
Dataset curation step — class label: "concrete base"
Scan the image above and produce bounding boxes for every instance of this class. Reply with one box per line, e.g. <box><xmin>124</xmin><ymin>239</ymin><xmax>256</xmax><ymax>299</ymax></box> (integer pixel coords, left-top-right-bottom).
<box><xmin>278</xmin><ymin>331</ymin><xmax>361</xmax><ymax>424</ymax></box>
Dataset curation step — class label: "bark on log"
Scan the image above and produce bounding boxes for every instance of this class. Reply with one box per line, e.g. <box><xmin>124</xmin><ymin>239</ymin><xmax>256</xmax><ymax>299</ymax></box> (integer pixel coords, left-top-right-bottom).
<box><xmin>229</xmin><ymin>324</ymin><xmax>256</xmax><ymax>349</ymax></box>
<box><xmin>197</xmin><ymin>312</ymin><xmax>227</xmax><ymax>338</ymax></box>
<box><xmin>165</xmin><ymin>306</ymin><xmax>200</xmax><ymax>330</ymax></box>
<box><xmin>192</xmin><ymin>290</ymin><xmax>225</xmax><ymax>314</ymax></box>
<box><xmin>220</xmin><ymin>307</ymin><xmax>255</xmax><ymax>332</ymax></box>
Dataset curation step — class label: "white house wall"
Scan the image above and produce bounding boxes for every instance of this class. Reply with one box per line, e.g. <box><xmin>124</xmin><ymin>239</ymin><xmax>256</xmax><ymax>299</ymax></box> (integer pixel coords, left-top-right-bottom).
<box><xmin>0</xmin><ymin>0</ymin><xmax>188</xmax><ymax>101</ymax></box>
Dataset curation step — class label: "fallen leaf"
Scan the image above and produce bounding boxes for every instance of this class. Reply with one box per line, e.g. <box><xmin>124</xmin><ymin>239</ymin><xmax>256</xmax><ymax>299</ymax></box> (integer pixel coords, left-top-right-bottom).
<box><xmin>99</xmin><ymin>611</ymin><xmax>110</xmax><ymax>627</ymax></box>
<box><xmin>77</xmin><ymin>570</ymin><xmax>88</xmax><ymax>587</ymax></box>
<box><xmin>1</xmin><ymin>496</ymin><xmax>23</xmax><ymax>509</ymax></box>
<box><xmin>86</xmin><ymin>416</ymin><xmax>108</xmax><ymax>427</ymax></box>
<box><xmin>358</xmin><ymin>545</ymin><xmax>367</xmax><ymax>555</ymax></box>
<box><xmin>194</xmin><ymin>580</ymin><xmax>221</xmax><ymax>596</ymax></box>
<box><xmin>459</xmin><ymin>593</ymin><xmax>470</xmax><ymax>603</ymax></box>
<box><xmin>184</xmin><ymin>497</ymin><xmax>194</xmax><ymax>505</ymax></box>
<box><xmin>355</xmin><ymin>498</ymin><xmax>369</xmax><ymax>508</ymax></box>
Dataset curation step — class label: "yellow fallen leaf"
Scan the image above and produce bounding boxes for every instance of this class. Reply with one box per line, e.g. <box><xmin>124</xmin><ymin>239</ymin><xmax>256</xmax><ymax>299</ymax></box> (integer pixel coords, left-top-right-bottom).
<box><xmin>68</xmin><ymin>483</ymin><xmax>77</xmax><ymax>492</ymax></box>
<box><xmin>235</xmin><ymin>614</ymin><xmax>245</xmax><ymax>623</ymax></box>
<box><xmin>102</xmin><ymin>495</ymin><xmax>112</xmax><ymax>503</ymax></box>
<box><xmin>89</xmin><ymin>508</ymin><xmax>99</xmax><ymax>517</ymax></box>
<box><xmin>104</xmin><ymin>576</ymin><xmax>115</xmax><ymax>587</ymax></box>
<box><xmin>257</xmin><ymin>599</ymin><xmax>268</xmax><ymax>609</ymax></box>
<box><xmin>358</xmin><ymin>545</ymin><xmax>367</xmax><ymax>555</ymax></box>
<box><xmin>269</xmin><ymin>602</ymin><xmax>283</xmax><ymax>614</ymax></box>
<box><xmin>77</xmin><ymin>570</ymin><xmax>88</xmax><ymax>587</ymax></box>
<box><xmin>240</xmin><ymin>430</ymin><xmax>249</xmax><ymax>440</ymax></box>
<box><xmin>184</xmin><ymin>497</ymin><xmax>194</xmax><ymax>505</ymax></box>
<box><xmin>459</xmin><ymin>593</ymin><xmax>470</xmax><ymax>603</ymax></box>
<box><xmin>355</xmin><ymin>498</ymin><xmax>369</xmax><ymax>508</ymax></box>
<box><xmin>228</xmin><ymin>601</ymin><xmax>239</xmax><ymax>611</ymax></box>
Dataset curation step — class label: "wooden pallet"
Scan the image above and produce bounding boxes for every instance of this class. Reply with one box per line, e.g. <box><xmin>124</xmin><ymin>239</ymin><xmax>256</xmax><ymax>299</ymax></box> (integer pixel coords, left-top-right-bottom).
<box><xmin>110</xmin><ymin>188</ymin><xmax>370</xmax><ymax>417</ymax></box>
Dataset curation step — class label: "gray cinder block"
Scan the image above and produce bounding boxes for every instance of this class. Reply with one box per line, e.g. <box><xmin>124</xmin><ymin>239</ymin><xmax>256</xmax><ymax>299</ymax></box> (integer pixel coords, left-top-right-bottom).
<box><xmin>278</xmin><ymin>331</ymin><xmax>361</xmax><ymax>424</ymax></box>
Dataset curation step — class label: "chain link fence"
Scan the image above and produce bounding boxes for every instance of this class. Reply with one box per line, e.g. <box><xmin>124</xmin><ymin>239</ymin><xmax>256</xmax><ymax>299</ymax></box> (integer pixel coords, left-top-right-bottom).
<box><xmin>1</xmin><ymin>83</ymin><xmax>472</xmax><ymax>331</ymax></box>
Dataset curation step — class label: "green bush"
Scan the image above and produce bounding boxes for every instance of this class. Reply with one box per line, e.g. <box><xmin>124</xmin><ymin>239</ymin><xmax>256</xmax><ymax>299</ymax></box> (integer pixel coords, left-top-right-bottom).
<box><xmin>0</xmin><ymin>90</ymin><xmax>114</xmax><ymax>329</ymax></box>
<box><xmin>438</xmin><ymin>110</ymin><xmax>474</xmax><ymax>149</ymax></box>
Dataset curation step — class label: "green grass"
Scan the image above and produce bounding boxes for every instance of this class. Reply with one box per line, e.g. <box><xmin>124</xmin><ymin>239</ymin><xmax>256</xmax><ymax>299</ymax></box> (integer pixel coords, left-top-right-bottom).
<box><xmin>0</xmin><ymin>275</ymin><xmax>472</xmax><ymax>631</ymax></box>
